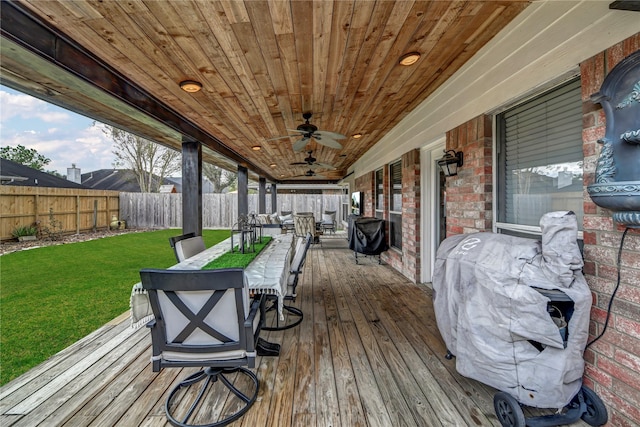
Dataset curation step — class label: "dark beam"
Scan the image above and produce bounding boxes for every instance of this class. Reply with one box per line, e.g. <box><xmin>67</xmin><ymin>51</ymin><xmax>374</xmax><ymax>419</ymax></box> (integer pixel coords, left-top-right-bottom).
<box><xmin>609</xmin><ymin>1</ymin><xmax>640</xmax><ymax>11</ymax></box>
<box><xmin>0</xmin><ymin>1</ymin><xmax>275</xmax><ymax>181</ymax></box>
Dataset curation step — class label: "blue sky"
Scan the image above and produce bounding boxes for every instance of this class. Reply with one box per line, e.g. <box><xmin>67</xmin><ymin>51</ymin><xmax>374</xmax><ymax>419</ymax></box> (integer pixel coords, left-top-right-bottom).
<box><xmin>0</xmin><ymin>85</ymin><xmax>116</xmax><ymax>176</ymax></box>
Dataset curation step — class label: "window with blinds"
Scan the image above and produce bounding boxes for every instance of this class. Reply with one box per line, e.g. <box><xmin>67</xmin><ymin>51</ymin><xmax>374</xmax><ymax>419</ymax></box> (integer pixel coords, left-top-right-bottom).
<box><xmin>375</xmin><ymin>168</ymin><xmax>384</xmax><ymax>219</ymax></box>
<box><xmin>497</xmin><ymin>78</ymin><xmax>583</xmax><ymax>234</ymax></box>
<box><xmin>389</xmin><ymin>160</ymin><xmax>402</xmax><ymax>250</ymax></box>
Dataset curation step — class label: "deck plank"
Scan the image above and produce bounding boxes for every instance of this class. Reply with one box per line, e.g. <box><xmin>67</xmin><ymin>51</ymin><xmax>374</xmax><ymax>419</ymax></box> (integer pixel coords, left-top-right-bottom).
<box><xmin>1</xmin><ymin>233</ymin><xmax>514</xmax><ymax>426</ymax></box>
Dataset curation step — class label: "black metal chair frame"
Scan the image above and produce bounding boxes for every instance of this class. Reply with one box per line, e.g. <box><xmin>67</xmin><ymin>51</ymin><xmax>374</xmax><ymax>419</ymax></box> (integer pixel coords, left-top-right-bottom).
<box><xmin>140</xmin><ymin>268</ymin><xmax>266</xmax><ymax>427</ymax></box>
<box><xmin>263</xmin><ymin>233</ymin><xmax>312</xmax><ymax>331</ymax></box>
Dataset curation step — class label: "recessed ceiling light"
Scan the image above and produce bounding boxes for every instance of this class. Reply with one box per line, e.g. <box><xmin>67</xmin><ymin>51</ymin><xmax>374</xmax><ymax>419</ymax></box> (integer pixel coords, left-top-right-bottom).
<box><xmin>270</xmin><ymin>163</ymin><xmax>277</xmax><ymax>167</ymax></box>
<box><xmin>179</xmin><ymin>80</ymin><xmax>202</xmax><ymax>93</ymax></box>
<box><xmin>352</xmin><ymin>133</ymin><xmax>362</xmax><ymax>139</ymax></box>
<box><xmin>399</xmin><ymin>52</ymin><xmax>421</xmax><ymax>66</ymax></box>
<box><xmin>251</xmin><ymin>145</ymin><xmax>262</xmax><ymax>151</ymax></box>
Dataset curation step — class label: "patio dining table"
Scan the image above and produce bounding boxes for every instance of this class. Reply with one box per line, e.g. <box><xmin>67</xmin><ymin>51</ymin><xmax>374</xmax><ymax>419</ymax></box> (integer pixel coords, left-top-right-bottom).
<box><xmin>130</xmin><ymin>233</ymin><xmax>294</xmax><ymax>328</ymax></box>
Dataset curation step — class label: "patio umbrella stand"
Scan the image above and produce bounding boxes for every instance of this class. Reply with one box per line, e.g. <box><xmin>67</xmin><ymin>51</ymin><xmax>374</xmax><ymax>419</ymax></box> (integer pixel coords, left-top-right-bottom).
<box><xmin>432</xmin><ymin>211</ymin><xmax>607</xmax><ymax>427</ymax></box>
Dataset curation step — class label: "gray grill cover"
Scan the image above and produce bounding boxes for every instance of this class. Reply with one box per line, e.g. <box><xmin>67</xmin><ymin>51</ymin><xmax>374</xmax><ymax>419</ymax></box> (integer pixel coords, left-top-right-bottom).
<box><xmin>433</xmin><ymin>211</ymin><xmax>591</xmax><ymax>409</ymax></box>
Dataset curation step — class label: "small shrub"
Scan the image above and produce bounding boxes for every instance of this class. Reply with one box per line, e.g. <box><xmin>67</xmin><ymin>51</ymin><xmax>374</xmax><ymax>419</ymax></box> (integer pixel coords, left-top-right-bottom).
<box><xmin>11</xmin><ymin>225</ymin><xmax>38</xmax><ymax>239</ymax></box>
<box><xmin>39</xmin><ymin>208</ymin><xmax>64</xmax><ymax>241</ymax></box>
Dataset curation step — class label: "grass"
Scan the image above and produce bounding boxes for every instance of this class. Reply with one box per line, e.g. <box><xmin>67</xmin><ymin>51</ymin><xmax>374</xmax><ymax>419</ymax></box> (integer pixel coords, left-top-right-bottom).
<box><xmin>0</xmin><ymin>228</ymin><xmax>230</xmax><ymax>386</ymax></box>
<box><xmin>202</xmin><ymin>236</ymin><xmax>271</xmax><ymax>269</ymax></box>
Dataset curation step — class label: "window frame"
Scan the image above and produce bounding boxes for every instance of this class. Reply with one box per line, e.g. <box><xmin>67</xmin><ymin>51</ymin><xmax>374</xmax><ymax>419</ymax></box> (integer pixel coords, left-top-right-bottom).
<box><xmin>388</xmin><ymin>159</ymin><xmax>402</xmax><ymax>250</ymax></box>
<box><xmin>375</xmin><ymin>168</ymin><xmax>384</xmax><ymax>220</ymax></box>
<box><xmin>495</xmin><ymin>77</ymin><xmax>584</xmax><ymax>239</ymax></box>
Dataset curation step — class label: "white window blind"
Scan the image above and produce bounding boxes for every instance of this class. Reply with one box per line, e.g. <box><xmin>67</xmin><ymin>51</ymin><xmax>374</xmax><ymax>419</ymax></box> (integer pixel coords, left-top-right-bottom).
<box><xmin>498</xmin><ymin>78</ymin><xmax>583</xmax><ymax>231</ymax></box>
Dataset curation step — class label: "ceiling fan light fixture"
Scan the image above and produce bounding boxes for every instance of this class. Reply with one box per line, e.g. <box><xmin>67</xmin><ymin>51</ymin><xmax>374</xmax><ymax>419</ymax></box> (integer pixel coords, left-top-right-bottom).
<box><xmin>399</xmin><ymin>52</ymin><xmax>421</xmax><ymax>66</ymax></box>
<box><xmin>179</xmin><ymin>80</ymin><xmax>202</xmax><ymax>93</ymax></box>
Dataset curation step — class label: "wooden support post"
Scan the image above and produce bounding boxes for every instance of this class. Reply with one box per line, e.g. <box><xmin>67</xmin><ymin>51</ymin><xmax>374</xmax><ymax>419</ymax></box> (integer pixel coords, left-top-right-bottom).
<box><xmin>238</xmin><ymin>165</ymin><xmax>248</xmax><ymax>217</ymax></box>
<box><xmin>182</xmin><ymin>139</ymin><xmax>203</xmax><ymax>236</ymax></box>
<box><xmin>271</xmin><ymin>183</ymin><xmax>277</xmax><ymax>214</ymax></box>
<box><xmin>258</xmin><ymin>177</ymin><xmax>266</xmax><ymax>214</ymax></box>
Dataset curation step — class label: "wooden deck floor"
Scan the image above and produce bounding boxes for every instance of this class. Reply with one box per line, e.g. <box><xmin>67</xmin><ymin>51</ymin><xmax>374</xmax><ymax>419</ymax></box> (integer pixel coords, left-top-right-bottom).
<box><xmin>0</xmin><ymin>234</ymin><xmax>587</xmax><ymax>426</ymax></box>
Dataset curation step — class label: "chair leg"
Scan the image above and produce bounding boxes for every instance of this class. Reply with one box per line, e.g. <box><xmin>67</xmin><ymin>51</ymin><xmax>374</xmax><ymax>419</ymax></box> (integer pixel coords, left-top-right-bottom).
<box><xmin>165</xmin><ymin>367</ymin><xmax>258</xmax><ymax>427</ymax></box>
<box><xmin>262</xmin><ymin>297</ymin><xmax>303</xmax><ymax>331</ymax></box>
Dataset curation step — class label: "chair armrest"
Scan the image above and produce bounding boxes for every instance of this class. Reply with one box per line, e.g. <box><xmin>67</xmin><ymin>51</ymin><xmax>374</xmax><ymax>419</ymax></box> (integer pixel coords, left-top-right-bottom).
<box><xmin>145</xmin><ymin>319</ymin><xmax>157</xmax><ymax>328</ymax></box>
<box><xmin>245</xmin><ymin>294</ymin><xmax>264</xmax><ymax>326</ymax></box>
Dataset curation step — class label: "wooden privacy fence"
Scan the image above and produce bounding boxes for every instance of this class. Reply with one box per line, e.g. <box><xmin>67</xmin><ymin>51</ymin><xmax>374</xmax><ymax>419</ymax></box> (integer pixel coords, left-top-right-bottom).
<box><xmin>1</xmin><ymin>186</ymin><xmax>120</xmax><ymax>240</ymax></box>
<box><xmin>120</xmin><ymin>192</ymin><xmax>348</xmax><ymax>229</ymax></box>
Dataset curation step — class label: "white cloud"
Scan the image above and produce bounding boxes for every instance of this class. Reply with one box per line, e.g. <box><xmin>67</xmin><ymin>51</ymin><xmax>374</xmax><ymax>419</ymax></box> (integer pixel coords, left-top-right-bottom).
<box><xmin>1</xmin><ymin>87</ymin><xmax>117</xmax><ymax>175</ymax></box>
<box><xmin>0</xmin><ymin>91</ymin><xmax>71</xmax><ymax>123</ymax></box>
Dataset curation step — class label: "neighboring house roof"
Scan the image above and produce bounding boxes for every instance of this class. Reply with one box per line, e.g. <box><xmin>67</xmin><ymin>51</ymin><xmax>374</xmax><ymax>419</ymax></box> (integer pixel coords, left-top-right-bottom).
<box><xmin>164</xmin><ymin>177</ymin><xmax>216</xmax><ymax>193</ymax></box>
<box><xmin>0</xmin><ymin>158</ymin><xmax>88</xmax><ymax>188</ymax></box>
<box><xmin>159</xmin><ymin>184</ymin><xmax>177</xmax><ymax>193</ymax></box>
<box><xmin>81</xmin><ymin>169</ymin><xmax>175</xmax><ymax>192</ymax></box>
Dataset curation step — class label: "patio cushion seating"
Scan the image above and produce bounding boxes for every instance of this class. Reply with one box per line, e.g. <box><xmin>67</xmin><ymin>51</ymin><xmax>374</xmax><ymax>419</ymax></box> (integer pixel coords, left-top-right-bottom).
<box><xmin>279</xmin><ymin>212</ymin><xmax>294</xmax><ymax>232</ymax></box>
<box><xmin>321</xmin><ymin>211</ymin><xmax>337</xmax><ymax>234</ymax></box>
<box><xmin>139</xmin><ymin>268</ymin><xmax>277</xmax><ymax>427</ymax></box>
<box><xmin>256</xmin><ymin>214</ymin><xmax>271</xmax><ymax>224</ymax></box>
<box><xmin>269</xmin><ymin>212</ymin><xmax>280</xmax><ymax>224</ymax></box>
<box><xmin>169</xmin><ymin>233</ymin><xmax>206</xmax><ymax>262</ymax></box>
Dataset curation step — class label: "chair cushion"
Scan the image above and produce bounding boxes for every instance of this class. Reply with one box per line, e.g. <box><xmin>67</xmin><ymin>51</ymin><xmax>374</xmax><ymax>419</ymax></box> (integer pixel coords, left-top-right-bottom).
<box><xmin>175</xmin><ymin>236</ymin><xmax>206</xmax><ymax>261</ymax></box>
<box><xmin>160</xmin><ymin>349</ymin><xmax>254</xmax><ymax>362</ymax></box>
<box><xmin>322</xmin><ymin>213</ymin><xmax>335</xmax><ymax>224</ymax></box>
<box><xmin>279</xmin><ymin>214</ymin><xmax>293</xmax><ymax>223</ymax></box>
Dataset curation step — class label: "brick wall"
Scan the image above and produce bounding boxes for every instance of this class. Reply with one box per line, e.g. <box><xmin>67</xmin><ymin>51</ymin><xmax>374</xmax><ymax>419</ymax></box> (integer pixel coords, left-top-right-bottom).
<box><xmin>580</xmin><ymin>36</ymin><xmax>640</xmax><ymax>427</ymax></box>
<box><xmin>354</xmin><ymin>150</ymin><xmax>421</xmax><ymax>283</ymax></box>
<box><xmin>444</xmin><ymin>114</ymin><xmax>493</xmax><ymax>234</ymax></box>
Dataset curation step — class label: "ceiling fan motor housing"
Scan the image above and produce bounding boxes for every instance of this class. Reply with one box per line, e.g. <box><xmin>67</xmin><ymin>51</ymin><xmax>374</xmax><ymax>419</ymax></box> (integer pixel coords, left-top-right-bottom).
<box><xmin>297</xmin><ymin>122</ymin><xmax>318</xmax><ymax>134</ymax></box>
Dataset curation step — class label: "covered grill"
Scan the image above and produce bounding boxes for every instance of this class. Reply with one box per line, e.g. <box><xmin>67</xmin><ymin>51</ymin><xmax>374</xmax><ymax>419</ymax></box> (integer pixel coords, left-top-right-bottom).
<box><xmin>433</xmin><ymin>211</ymin><xmax>606</xmax><ymax>426</ymax></box>
<box><xmin>348</xmin><ymin>216</ymin><xmax>387</xmax><ymax>263</ymax></box>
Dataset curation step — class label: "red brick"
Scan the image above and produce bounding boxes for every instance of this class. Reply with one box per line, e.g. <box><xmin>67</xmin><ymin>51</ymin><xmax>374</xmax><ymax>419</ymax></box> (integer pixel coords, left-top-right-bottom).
<box><xmin>615</xmin><ymin>316</ymin><xmax>640</xmax><ymax>340</ymax></box>
<box><xmin>585</xmin><ymin>363</ymin><xmax>613</xmax><ymax>389</ymax></box>
<box><xmin>597</xmin><ymin>381</ymin><xmax>640</xmax><ymax>422</ymax></box>
<box><xmin>615</xmin><ymin>348</ymin><xmax>640</xmax><ymax>372</ymax></box>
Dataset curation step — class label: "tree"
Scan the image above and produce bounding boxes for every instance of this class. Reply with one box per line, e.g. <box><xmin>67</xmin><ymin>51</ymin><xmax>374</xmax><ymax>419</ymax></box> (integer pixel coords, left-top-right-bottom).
<box><xmin>0</xmin><ymin>144</ymin><xmax>51</xmax><ymax>170</ymax></box>
<box><xmin>103</xmin><ymin>124</ymin><xmax>181</xmax><ymax>193</ymax></box>
<box><xmin>203</xmin><ymin>163</ymin><xmax>237</xmax><ymax>193</ymax></box>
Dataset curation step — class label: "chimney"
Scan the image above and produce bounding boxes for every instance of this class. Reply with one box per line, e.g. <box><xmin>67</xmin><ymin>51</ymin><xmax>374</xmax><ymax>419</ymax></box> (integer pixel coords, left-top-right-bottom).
<box><xmin>67</xmin><ymin>163</ymin><xmax>81</xmax><ymax>184</ymax></box>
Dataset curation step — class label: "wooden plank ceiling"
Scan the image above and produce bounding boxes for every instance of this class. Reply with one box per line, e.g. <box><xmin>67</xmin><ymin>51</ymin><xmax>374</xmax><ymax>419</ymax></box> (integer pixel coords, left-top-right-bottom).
<box><xmin>1</xmin><ymin>0</ymin><xmax>529</xmax><ymax>183</ymax></box>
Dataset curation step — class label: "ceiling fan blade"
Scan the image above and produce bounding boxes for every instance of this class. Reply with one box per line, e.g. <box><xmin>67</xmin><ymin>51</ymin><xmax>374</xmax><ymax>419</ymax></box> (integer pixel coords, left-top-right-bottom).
<box><xmin>315</xmin><ymin>130</ymin><xmax>346</xmax><ymax>140</ymax></box>
<box><xmin>316</xmin><ymin>162</ymin><xmax>336</xmax><ymax>170</ymax></box>
<box><xmin>265</xmin><ymin>134</ymin><xmax>299</xmax><ymax>141</ymax></box>
<box><xmin>292</xmin><ymin>137</ymin><xmax>310</xmax><ymax>152</ymax></box>
<box><xmin>290</xmin><ymin>162</ymin><xmax>309</xmax><ymax>166</ymax></box>
<box><xmin>314</xmin><ymin>137</ymin><xmax>343</xmax><ymax>149</ymax></box>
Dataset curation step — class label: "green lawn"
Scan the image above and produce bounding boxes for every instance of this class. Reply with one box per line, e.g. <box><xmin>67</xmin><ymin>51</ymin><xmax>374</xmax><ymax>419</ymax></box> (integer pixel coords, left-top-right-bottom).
<box><xmin>0</xmin><ymin>228</ymin><xmax>230</xmax><ymax>386</ymax></box>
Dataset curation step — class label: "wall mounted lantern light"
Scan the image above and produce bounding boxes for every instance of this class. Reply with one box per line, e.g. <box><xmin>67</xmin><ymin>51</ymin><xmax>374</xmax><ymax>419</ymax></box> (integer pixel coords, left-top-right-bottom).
<box><xmin>437</xmin><ymin>149</ymin><xmax>464</xmax><ymax>177</ymax></box>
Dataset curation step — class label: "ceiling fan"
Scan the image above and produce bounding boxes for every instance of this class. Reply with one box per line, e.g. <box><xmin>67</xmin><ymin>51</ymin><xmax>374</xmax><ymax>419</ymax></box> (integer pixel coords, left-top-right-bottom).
<box><xmin>268</xmin><ymin>112</ymin><xmax>346</xmax><ymax>152</ymax></box>
<box><xmin>290</xmin><ymin>169</ymin><xmax>327</xmax><ymax>178</ymax></box>
<box><xmin>290</xmin><ymin>150</ymin><xmax>336</xmax><ymax>170</ymax></box>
